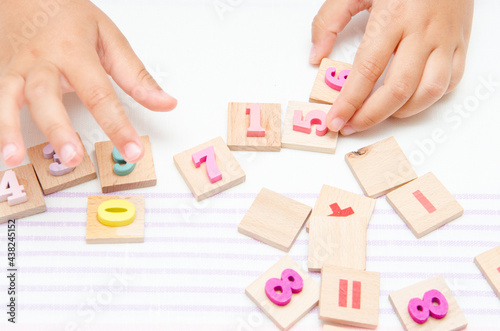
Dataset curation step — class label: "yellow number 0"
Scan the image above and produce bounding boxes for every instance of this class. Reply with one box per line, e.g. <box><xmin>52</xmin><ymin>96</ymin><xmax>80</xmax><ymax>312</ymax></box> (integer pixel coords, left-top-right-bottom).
<box><xmin>97</xmin><ymin>199</ymin><xmax>135</xmax><ymax>227</ymax></box>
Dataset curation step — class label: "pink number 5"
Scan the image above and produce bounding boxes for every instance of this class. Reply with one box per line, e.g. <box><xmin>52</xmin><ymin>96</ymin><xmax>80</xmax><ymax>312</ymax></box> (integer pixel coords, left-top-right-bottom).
<box><xmin>246</xmin><ymin>104</ymin><xmax>265</xmax><ymax>137</ymax></box>
<box><xmin>293</xmin><ymin>110</ymin><xmax>328</xmax><ymax>136</ymax></box>
<box><xmin>192</xmin><ymin>146</ymin><xmax>222</xmax><ymax>184</ymax></box>
<box><xmin>325</xmin><ymin>67</ymin><xmax>350</xmax><ymax>91</ymax></box>
<box><xmin>0</xmin><ymin>170</ymin><xmax>28</xmax><ymax>206</ymax></box>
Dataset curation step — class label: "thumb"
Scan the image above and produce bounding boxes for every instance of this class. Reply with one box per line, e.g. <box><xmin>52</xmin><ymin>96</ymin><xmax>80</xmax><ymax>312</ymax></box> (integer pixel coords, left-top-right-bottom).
<box><xmin>310</xmin><ymin>0</ymin><xmax>368</xmax><ymax>65</ymax></box>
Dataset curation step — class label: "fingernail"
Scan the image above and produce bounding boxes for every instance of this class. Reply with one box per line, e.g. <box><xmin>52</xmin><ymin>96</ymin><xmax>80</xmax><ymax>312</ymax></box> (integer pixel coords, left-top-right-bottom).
<box><xmin>341</xmin><ymin>126</ymin><xmax>356</xmax><ymax>136</ymax></box>
<box><xmin>124</xmin><ymin>142</ymin><xmax>142</xmax><ymax>162</ymax></box>
<box><xmin>2</xmin><ymin>144</ymin><xmax>17</xmax><ymax>161</ymax></box>
<box><xmin>329</xmin><ymin>118</ymin><xmax>345</xmax><ymax>132</ymax></box>
<box><xmin>309</xmin><ymin>45</ymin><xmax>317</xmax><ymax>63</ymax></box>
<box><xmin>60</xmin><ymin>143</ymin><xmax>77</xmax><ymax>164</ymax></box>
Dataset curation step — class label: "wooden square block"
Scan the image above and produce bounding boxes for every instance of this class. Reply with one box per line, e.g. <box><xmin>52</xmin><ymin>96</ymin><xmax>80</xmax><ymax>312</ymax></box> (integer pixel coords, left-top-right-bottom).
<box><xmin>308</xmin><ymin>216</ymin><xmax>368</xmax><ymax>272</ymax></box>
<box><xmin>282</xmin><ymin>101</ymin><xmax>338</xmax><ymax>154</ymax></box>
<box><xmin>475</xmin><ymin>246</ymin><xmax>500</xmax><ymax>300</ymax></box>
<box><xmin>0</xmin><ymin>164</ymin><xmax>46</xmax><ymax>223</ymax></box>
<box><xmin>245</xmin><ymin>255</ymin><xmax>320</xmax><ymax>331</ymax></box>
<box><xmin>173</xmin><ymin>136</ymin><xmax>246</xmax><ymax>201</ymax></box>
<box><xmin>307</xmin><ymin>184</ymin><xmax>376</xmax><ymax>232</ymax></box>
<box><xmin>27</xmin><ymin>136</ymin><xmax>97</xmax><ymax>195</ymax></box>
<box><xmin>345</xmin><ymin>136</ymin><xmax>417</xmax><ymax>198</ymax></box>
<box><xmin>389</xmin><ymin>275</ymin><xmax>468</xmax><ymax>331</ymax></box>
<box><xmin>309</xmin><ymin>58</ymin><xmax>352</xmax><ymax>104</ymax></box>
<box><xmin>386</xmin><ymin>172</ymin><xmax>464</xmax><ymax>239</ymax></box>
<box><xmin>323</xmin><ymin>325</ymin><xmax>358</xmax><ymax>331</ymax></box>
<box><xmin>95</xmin><ymin>136</ymin><xmax>157</xmax><ymax>193</ymax></box>
<box><xmin>320</xmin><ymin>265</ymin><xmax>380</xmax><ymax>329</ymax></box>
<box><xmin>86</xmin><ymin>195</ymin><xmax>145</xmax><ymax>244</ymax></box>
<box><xmin>227</xmin><ymin>102</ymin><xmax>281</xmax><ymax>151</ymax></box>
<box><xmin>238</xmin><ymin>188</ymin><xmax>312</xmax><ymax>252</ymax></box>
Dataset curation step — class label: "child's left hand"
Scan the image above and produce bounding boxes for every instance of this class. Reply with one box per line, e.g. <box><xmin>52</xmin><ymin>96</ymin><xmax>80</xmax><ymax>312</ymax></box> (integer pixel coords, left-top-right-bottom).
<box><xmin>310</xmin><ymin>0</ymin><xmax>474</xmax><ymax>135</ymax></box>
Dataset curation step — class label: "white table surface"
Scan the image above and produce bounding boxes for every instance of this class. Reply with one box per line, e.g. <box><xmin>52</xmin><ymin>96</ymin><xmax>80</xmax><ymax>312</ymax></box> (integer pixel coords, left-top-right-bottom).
<box><xmin>1</xmin><ymin>0</ymin><xmax>500</xmax><ymax>330</ymax></box>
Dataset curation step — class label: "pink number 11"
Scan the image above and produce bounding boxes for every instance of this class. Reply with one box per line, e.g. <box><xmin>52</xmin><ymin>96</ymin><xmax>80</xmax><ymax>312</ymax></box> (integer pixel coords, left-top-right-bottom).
<box><xmin>192</xmin><ymin>146</ymin><xmax>222</xmax><ymax>184</ymax></box>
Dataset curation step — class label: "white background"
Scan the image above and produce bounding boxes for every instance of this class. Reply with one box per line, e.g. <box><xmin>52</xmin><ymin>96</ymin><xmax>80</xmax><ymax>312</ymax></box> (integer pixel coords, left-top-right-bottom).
<box><xmin>1</xmin><ymin>0</ymin><xmax>500</xmax><ymax>330</ymax></box>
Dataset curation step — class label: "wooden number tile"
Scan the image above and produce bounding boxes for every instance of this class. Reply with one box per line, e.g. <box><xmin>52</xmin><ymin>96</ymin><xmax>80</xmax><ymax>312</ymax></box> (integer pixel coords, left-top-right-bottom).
<box><xmin>282</xmin><ymin>101</ymin><xmax>338</xmax><ymax>154</ymax></box>
<box><xmin>238</xmin><ymin>188</ymin><xmax>312</xmax><ymax>252</ymax></box>
<box><xmin>309</xmin><ymin>58</ymin><xmax>352</xmax><ymax>105</ymax></box>
<box><xmin>389</xmin><ymin>275</ymin><xmax>467</xmax><ymax>331</ymax></box>
<box><xmin>227</xmin><ymin>102</ymin><xmax>281</xmax><ymax>151</ymax></box>
<box><xmin>345</xmin><ymin>136</ymin><xmax>417</xmax><ymax>198</ymax></box>
<box><xmin>307</xmin><ymin>184</ymin><xmax>376</xmax><ymax>232</ymax></box>
<box><xmin>386</xmin><ymin>172</ymin><xmax>464</xmax><ymax>239</ymax></box>
<box><xmin>319</xmin><ymin>265</ymin><xmax>380</xmax><ymax>329</ymax></box>
<box><xmin>27</xmin><ymin>135</ymin><xmax>97</xmax><ymax>195</ymax></box>
<box><xmin>475</xmin><ymin>246</ymin><xmax>500</xmax><ymax>299</ymax></box>
<box><xmin>95</xmin><ymin>136</ymin><xmax>157</xmax><ymax>193</ymax></box>
<box><xmin>86</xmin><ymin>195</ymin><xmax>145</xmax><ymax>244</ymax></box>
<box><xmin>245</xmin><ymin>255</ymin><xmax>320</xmax><ymax>330</ymax></box>
<box><xmin>173</xmin><ymin>136</ymin><xmax>246</xmax><ymax>201</ymax></box>
<box><xmin>0</xmin><ymin>164</ymin><xmax>46</xmax><ymax>223</ymax></box>
<box><xmin>308</xmin><ymin>216</ymin><xmax>368</xmax><ymax>272</ymax></box>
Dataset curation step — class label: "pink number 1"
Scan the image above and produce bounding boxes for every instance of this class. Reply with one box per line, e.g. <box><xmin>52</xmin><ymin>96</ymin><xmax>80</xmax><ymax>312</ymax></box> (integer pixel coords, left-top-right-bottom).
<box><xmin>246</xmin><ymin>104</ymin><xmax>265</xmax><ymax>137</ymax></box>
<box><xmin>0</xmin><ymin>170</ymin><xmax>28</xmax><ymax>206</ymax></box>
<box><xmin>293</xmin><ymin>110</ymin><xmax>328</xmax><ymax>136</ymax></box>
<box><xmin>325</xmin><ymin>67</ymin><xmax>350</xmax><ymax>91</ymax></box>
<box><xmin>192</xmin><ymin>146</ymin><xmax>222</xmax><ymax>184</ymax></box>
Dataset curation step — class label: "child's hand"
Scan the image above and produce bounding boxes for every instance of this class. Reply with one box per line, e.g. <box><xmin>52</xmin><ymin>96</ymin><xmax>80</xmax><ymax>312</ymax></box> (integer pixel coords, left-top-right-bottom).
<box><xmin>310</xmin><ymin>0</ymin><xmax>473</xmax><ymax>135</ymax></box>
<box><xmin>0</xmin><ymin>0</ymin><xmax>177</xmax><ymax>167</ymax></box>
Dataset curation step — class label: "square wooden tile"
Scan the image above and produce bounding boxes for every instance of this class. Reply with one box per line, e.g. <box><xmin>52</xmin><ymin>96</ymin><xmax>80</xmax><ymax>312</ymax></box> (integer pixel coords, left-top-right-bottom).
<box><xmin>389</xmin><ymin>275</ymin><xmax>468</xmax><ymax>331</ymax></box>
<box><xmin>386</xmin><ymin>172</ymin><xmax>464</xmax><ymax>239</ymax></box>
<box><xmin>309</xmin><ymin>58</ymin><xmax>352</xmax><ymax>104</ymax></box>
<box><xmin>238</xmin><ymin>188</ymin><xmax>311</xmax><ymax>252</ymax></box>
<box><xmin>319</xmin><ymin>265</ymin><xmax>380</xmax><ymax>329</ymax></box>
<box><xmin>282</xmin><ymin>101</ymin><xmax>338</xmax><ymax>154</ymax></box>
<box><xmin>345</xmin><ymin>136</ymin><xmax>417</xmax><ymax>198</ymax></box>
<box><xmin>308</xmin><ymin>216</ymin><xmax>368</xmax><ymax>272</ymax></box>
<box><xmin>86</xmin><ymin>195</ymin><xmax>145</xmax><ymax>244</ymax></box>
<box><xmin>173</xmin><ymin>136</ymin><xmax>246</xmax><ymax>201</ymax></box>
<box><xmin>227</xmin><ymin>102</ymin><xmax>281</xmax><ymax>151</ymax></box>
<box><xmin>475</xmin><ymin>246</ymin><xmax>500</xmax><ymax>300</ymax></box>
<box><xmin>245</xmin><ymin>255</ymin><xmax>320</xmax><ymax>331</ymax></box>
<box><xmin>95</xmin><ymin>136</ymin><xmax>157</xmax><ymax>193</ymax></box>
<box><xmin>0</xmin><ymin>164</ymin><xmax>46</xmax><ymax>223</ymax></box>
<box><xmin>307</xmin><ymin>184</ymin><xmax>376</xmax><ymax>232</ymax></box>
<box><xmin>27</xmin><ymin>135</ymin><xmax>97</xmax><ymax>195</ymax></box>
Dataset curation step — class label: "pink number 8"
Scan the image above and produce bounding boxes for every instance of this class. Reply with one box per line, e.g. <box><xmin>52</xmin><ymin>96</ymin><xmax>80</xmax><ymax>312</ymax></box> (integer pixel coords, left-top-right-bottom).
<box><xmin>408</xmin><ymin>289</ymin><xmax>449</xmax><ymax>324</ymax></box>
<box><xmin>265</xmin><ymin>269</ymin><xmax>303</xmax><ymax>306</ymax></box>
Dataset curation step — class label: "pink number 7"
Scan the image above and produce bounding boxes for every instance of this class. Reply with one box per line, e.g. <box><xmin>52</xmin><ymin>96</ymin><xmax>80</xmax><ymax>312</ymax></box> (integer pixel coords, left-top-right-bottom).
<box><xmin>246</xmin><ymin>104</ymin><xmax>265</xmax><ymax>137</ymax></box>
<box><xmin>192</xmin><ymin>146</ymin><xmax>222</xmax><ymax>184</ymax></box>
<box><xmin>293</xmin><ymin>110</ymin><xmax>328</xmax><ymax>136</ymax></box>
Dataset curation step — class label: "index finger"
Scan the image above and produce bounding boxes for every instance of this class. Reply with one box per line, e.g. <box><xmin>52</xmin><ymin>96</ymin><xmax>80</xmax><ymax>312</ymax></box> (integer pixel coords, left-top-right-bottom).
<box><xmin>326</xmin><ymin>9</ymin><xmax>402</xmax><ymax>132</ymax></box>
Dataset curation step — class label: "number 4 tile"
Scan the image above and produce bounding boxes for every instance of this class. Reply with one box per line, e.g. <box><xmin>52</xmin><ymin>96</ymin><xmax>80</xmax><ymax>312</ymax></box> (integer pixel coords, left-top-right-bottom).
<box><xmin>475</xmin><ymin>246</ymin><xmax>500</xmax><ymax>300</ymax></box>
<box><xmin>386</xmin><ymin>172</ymin><xmax>464</xmax><ymax>239</ymax></box>
<box><xmin>173</xmin><ymin>137</ymin><xmax>246</xmax><ymax>201</ymax></box>
<box><xmin>0</xmin><ymin>164</ymin><xmax>46</xmax><ymax>223</ymax></box>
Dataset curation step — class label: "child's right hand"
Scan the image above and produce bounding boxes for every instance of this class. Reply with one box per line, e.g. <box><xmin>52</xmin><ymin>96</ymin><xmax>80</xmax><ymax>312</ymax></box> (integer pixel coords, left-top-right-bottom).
<box><xmin>0</xmin><ymin>0</ymin><xmax>177</xmax><ymax>168</ymax></box>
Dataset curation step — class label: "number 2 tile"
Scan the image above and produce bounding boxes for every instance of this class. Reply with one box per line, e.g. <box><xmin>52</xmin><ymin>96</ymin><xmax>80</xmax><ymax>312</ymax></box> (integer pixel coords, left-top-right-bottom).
<box><xmin>173</xmin><ymin>137</ymin><xmax>246</xmax><ymax>201</ymax></box>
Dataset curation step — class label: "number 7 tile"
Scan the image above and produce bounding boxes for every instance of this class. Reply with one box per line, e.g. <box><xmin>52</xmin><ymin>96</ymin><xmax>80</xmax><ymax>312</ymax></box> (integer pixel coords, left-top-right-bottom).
<box><xmin>173</xmin><ymin>137</ymin><xmax>246</xmax><ymax>201</ymax></box>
